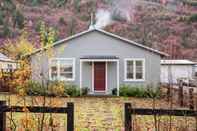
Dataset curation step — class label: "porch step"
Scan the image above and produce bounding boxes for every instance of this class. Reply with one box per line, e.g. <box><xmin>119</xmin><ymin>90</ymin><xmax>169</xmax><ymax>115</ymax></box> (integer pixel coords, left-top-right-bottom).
<box><xmin>86</xmin><ymin>94</ymin><xmax>118</xmax><ymax>98</ymax></box>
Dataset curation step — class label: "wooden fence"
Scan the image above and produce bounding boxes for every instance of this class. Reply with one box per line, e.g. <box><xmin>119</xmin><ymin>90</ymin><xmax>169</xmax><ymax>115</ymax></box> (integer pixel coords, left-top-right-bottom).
<box><xmin>164</xmin><ymin>83</ymin><xmax>197</xmax><ymax>109</ymax></box>
<box><xmin>0</xmin><ymin>101</ymin><xmax>74</xmax><ymax>131</ymax></box>
<box><xmin>125</xmin><ymin>103</ymin><xmax>197</xmax><ymax>131</ymax></box>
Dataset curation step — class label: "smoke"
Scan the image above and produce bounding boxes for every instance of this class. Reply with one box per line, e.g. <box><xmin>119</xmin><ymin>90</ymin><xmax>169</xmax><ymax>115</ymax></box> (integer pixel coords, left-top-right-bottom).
<box><xmin>112</xmin><ymin>0</ymin><xmax>136</xmax><ymax>22</ymax></box>
<box><xmin>94</xmin><ymin>0</ymin><xmax>181</xmax><ymax>29</ymax></box>
<box><xmin>94</xmin><ymin>9</ymin><xmax>113</xmax><ymax>29</ymax></box>
<box><xmin>94</xmin><ymin>0</ymin><xmax>138</xmax><ymax>29</ymax></box>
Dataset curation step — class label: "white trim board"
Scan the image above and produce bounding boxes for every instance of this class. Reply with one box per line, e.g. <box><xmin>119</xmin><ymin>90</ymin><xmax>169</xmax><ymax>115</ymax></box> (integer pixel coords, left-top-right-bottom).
<box><xmin>80</xmin><ymin>59</ymin><xmax>119</xmax><ymax>96</ymax></box>
<box><xmin>49</xmin><ymin>58</ymin><xmax>75</xmax><ymax>81</ymax></box>
<box><xmin>124</xmin><ymin>58</ymin><xmax>145</xmax><ymax>82</ymax></box>
<box><xmin>92</xmin><ymin>62</ymin><xmax>107</xmax><ymax>93</ymax></box>
<box><xmin>80</xmin><ymin>59</ymin><xmax>119</xmax><ymax>62</ymax></box>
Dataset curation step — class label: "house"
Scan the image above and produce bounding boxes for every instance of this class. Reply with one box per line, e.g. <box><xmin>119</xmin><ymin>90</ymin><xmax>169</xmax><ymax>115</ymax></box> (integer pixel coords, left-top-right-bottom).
<box><xmin>160</xmin><ymin>59</ymin><xmax>196</xmax><ymax>84</ymax></box>
<box><xmin>28</xmin><ymin>28</ymin><xmax>166</xmax><ymax>95</ymax></box>
<box><xmin>0</xmin><ymin>53</ymin><xmax>17</xmax><ymax>72</ymax></box>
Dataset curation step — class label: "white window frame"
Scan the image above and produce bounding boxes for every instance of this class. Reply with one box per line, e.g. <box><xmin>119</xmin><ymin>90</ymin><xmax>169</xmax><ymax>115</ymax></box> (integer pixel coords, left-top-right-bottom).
<box><xmin>49</xmin><ymin>58</ymin><xmax>75</xmax><ymax>81</ymax></box>
<box><xmin>124</xmin><ymin>58</ymin><xmax>145</xmax><ymax>81</ymax></box>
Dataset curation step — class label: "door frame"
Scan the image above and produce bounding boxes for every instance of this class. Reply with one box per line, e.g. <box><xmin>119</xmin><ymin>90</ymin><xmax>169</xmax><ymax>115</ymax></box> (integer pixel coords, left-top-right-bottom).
<box><xmin>80</xmin><ymin>59</ymin><xmax>119</xmax><ymax>96</ymax></box>
<box><xmin>92</xmin><ymin>62</ymin><xmax>108</xmax><ymax>93</ymax></box>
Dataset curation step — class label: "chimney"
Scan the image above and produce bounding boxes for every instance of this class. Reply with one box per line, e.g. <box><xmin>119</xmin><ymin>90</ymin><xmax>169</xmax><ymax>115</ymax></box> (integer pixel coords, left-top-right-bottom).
<box><xmin>89</xmin><ymin>12</ymin><xmax>95</xmax><ymax>30</ymax></box>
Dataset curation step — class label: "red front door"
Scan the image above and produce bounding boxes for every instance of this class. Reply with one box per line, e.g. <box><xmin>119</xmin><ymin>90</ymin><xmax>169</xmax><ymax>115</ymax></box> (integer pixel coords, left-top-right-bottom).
<box><xmin>94</xmin><ymin>62</ymin><xmax>106</xmax><ymax>91</ymax></box>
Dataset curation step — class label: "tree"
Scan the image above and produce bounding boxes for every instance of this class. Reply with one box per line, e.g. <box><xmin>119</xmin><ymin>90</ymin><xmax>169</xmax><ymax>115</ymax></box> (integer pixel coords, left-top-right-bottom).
<box><xmin>39</xmin><ymin>21</ymin><xmax>58</xmax><ymax>47</ymax></box>
<box><xmin>13</xmin><ymin>9</ymin><xmax>25</xmax><ymax>29</ymax></box>
<box><xmin>0</xmin><ymin>0</ymin><xmax>25</xmax><ymax>37</ymax></box>
<box><xmin>3</xmin><ymin>31</ymin><xmax>35</xmax><ymax>59</ymax></box>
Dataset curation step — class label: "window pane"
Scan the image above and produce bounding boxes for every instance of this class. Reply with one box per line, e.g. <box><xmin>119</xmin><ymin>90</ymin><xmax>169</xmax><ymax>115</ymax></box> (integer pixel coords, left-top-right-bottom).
<box><xmin>51</xmin><ymin>73</ymin><xmax>58</xmax><ymax>80</ymax></box>
<box><xmin>59</xmin><ymin>59</ymin><xmax>73</xmax><ymax>80</ymax></box>
<box><xmin>136</xmin><ymin>60</ymin><xmax>143</xmax><ymax>79</ymax></box>
<box><xmin>127</xmin><ymin>60</ymin><xmax>134</xmax><ymax>79</ymax></box>
<box><xmin>50</xmin><ymin>60</ymin><xmax>58</xmax><ymax>80</ymax></box>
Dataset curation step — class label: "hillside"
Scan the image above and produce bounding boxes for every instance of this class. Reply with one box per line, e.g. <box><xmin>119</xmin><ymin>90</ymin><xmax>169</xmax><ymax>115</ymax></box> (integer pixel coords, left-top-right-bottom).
<box><xmin>0</xmin><ymin>0</ymin><xmax>197</xmax><ymax>59</ymax></box>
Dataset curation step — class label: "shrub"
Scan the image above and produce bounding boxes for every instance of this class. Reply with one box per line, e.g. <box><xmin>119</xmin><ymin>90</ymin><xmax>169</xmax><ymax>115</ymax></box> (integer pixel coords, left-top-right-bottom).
<box><xmin>80</xmin><ymin>14</ymin><xmax>89</xmax><ymax>22</ymax></box>
<box><xmin>64</xmin><ymin>83</ymin><xmax>80</xmax><ymax>97</ymax></box>
<box><xmin>35</xmin><ymin>20</ymin><xmax>42</xmax><ymax>32</ymax></box>
<box><xmin>145</xmin><ymin>85</ymin><xmax>161</xmax><ymax>98</ymax></box>
<box><xmin>74</xmin><ymin>0</ymin><xmax>80</xmax><ymax>12</ymax></box>
<box><xmin>48</xmin><ymin>81</ymin><xmax>80</xmax><ymax>97</ymax></box>
<box><xmin>51</xmin><ymin>0</ymin><xmax>67</xmax><ymax>7</ymax></box>
<box><xmin>26</xmin><ymin>80</ymin><xmax>80</xmax><ymax>97</ymax></box>
<box><xmin>48</xmin><ymin>81</ymin><xmax>65</xmax><ymax>96</ymax></box>
<box><xmin>188</xmin><ymin>14</ymin><xmax>197</xmax><ymax>22</ymax></box>
<box><xmin>81</xmin><ymin>87</ymin><xmax>89</xmax><ymax>96</ymax></box>
<box><xmin>26</xmin><ymin>80</ymin><xmax>45</xmax><ymax>96</ymax></box>
<box><xmin>59</xmin><ymin>17</ymin><xmax>66</xmax><ymax>25</ymax></box>
<box><xmin>25</xmin><ymin>0</ymin><xmax>41</xmax><ymax>6</ymax></box>
<box><xmin>1</xmin><ymin>24</ymin><xmax>12</xmax><ymax>37</ymax></box>
<box><xmin>67</xmin><ymin>18</ymin><xmax>75</xmax><ymax>36</ymax></box>
<box><xmin>119</xmin><ymin>84</ymin><xmax>161</xmax><ymax>98</ymax></box>
<box><xmin>0</xmin><ymin>11</ymin><xmax>4</xmax><ymax>25</ymax></box>
<box><xmin>183</xmin><ymin>0</ymin><xmax>197</xmax><ymax>6</ymax></box>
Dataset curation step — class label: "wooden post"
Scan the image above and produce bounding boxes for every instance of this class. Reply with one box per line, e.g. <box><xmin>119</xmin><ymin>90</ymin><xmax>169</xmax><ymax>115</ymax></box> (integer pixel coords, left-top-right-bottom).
<box><xmin>125</xmin><ymin>103</ymin><xmax>132</xmax><ymax>131</ymax></box>
<box><xmin>67</xmin><ymin>103</ymin><xmax>74</xmax><ymax>131</ymax></box>
<box><xmin>189</xmin><ymin>88</ymin><xmax>194</xmax><ymax>110</ymax></box>
<box><xmin>179</xmin><ymin>81</ymin><xmax>184</xmax><ymax>107</ymax></box>
<box><xmin>0</xmin><ymin>101</ymin><xmax>6</xmax><ymax>131</ymax></box>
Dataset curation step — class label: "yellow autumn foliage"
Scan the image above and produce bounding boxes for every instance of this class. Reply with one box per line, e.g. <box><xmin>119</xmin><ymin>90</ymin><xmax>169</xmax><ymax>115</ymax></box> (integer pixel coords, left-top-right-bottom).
<box><xmin>48</xmin><ymin>81</ymin><xmax>65</xmax><ymax>96</ymax></box>
<box><xmin>9</xmin><ymin>60</ymin><xmax>31</xmax><ymax>95</ymax></box>
<box><xmin>2</xmin><ymin>31</ymin><xmax>34</xmax><ymax>95</ymax></box>
<box><xmin>3</xmin><ymin>31</ymin><xmax>35</xmax><ymax>59</ymax></box>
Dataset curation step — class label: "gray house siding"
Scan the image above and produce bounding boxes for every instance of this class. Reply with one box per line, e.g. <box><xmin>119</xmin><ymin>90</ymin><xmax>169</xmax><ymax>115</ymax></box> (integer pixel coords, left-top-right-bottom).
<box><xmin>30</xmin><ymin>30</ymin><xmax>161</xmax><ymax>92</ymax></box>
<box><xmin>107</xmin><ymin>62</ymin><xmax>118</xmax><ymax>93</ymax></box>
<box><xmin>82</xmin><ymin>62</ymin><xmax>92</xmax><ymax>90</ymax></box>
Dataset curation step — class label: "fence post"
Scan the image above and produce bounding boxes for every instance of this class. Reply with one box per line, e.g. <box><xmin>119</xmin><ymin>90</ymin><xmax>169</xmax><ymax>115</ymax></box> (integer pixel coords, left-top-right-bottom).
<box><xmin>125</xmin><ymin>103</ymin><xmax>132</xmax><ymax>131</ymax></box>
<box><xmin>179</xmin><ymin>81</ymin><xmax>184</xmax><ymax>107</ymax></box>
<box><xmin>67</xmin><ymin>103</ymin><xmax>74</xmax><ymax>131</ymax></box>
<box><xmin>0</xmin><ymin>101</ymin><xmax>6</xmax><ymax>131</ymax></box>
<box><xmin>189</xmin><ymin>88</ymin><xmax>194</xmax><ymax>110</ymax></box>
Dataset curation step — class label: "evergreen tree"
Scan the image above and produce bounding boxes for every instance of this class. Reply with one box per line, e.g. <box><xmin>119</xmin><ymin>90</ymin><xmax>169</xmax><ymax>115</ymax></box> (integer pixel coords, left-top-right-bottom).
<box><xmin>0</xmin><ymin>0</ymin><xmax>24</xmax><ymax>37</ymax></box>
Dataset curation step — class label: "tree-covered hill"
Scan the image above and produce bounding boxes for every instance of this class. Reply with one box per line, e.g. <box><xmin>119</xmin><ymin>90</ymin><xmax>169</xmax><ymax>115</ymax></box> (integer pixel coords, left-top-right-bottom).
<box><xmin>0</xmin><ymin>0</ymin><xmax>197</xmax><ymax>59</ymax></box>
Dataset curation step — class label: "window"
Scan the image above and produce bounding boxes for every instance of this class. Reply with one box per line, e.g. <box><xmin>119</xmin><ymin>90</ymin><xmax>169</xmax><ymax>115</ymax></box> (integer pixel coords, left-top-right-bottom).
<box><xmin>127</xmin><ymin>60</ymin><xmax>134</xmax><ymax>79</ymax></box>
<box><xmin>49</xmin><ymin>58</ymin><xmax>75</xmax><ymax>81</ymax></box>
<box><xmin>50</xmin><ymin>60</ymin><xmax>58</xmax><ymax>80</ymax></box>
<box><xmin>7</xmin><ymin>64</ymin><xmax>13</xmax><ymax>72</ymax></box>
<box><xmin>125</xmin><ymin>59</ymin><xmax>145</xmax><ymax>81</ymax></box>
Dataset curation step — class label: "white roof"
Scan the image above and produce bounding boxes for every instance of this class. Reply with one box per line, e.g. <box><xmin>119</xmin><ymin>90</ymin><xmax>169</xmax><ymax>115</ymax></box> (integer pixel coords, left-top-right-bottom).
<box><xmin>26</xmin><ymin>28</ymin><xmax>168</xmax><ymax>57</ymax></box>
<box><xmin>161</xmin><ymin>59</ymin><xmax>196</xmax><ymax>65</ymax></box>
<box><xmin>0</xmin><ymin>53</ymin><xmax>15</xmax><ymax>62</ymax></box>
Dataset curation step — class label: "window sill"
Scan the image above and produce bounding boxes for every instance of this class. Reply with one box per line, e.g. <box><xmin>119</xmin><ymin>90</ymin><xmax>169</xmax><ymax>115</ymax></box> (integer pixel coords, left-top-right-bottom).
<box><xmin>124</xmin><ymin>79</ymin><xmax>145</xmax><ymax>82</ymax></box>
<box><xmin>49</xmin><ymin>79</ymin><xmax>75</xmax><ymax>82</ymax></box>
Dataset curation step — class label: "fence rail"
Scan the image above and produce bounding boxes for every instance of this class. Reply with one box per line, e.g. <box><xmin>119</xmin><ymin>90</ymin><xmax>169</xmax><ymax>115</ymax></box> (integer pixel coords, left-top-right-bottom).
<box><xmin>125</xmin><ymin>103</ymin><xmax>197</xmax><ymax>131</ymax></box>
<box><xmin>0</xmin><ymin>101</ymin><xmax>74</xmax><ymax>131</ymax></box>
